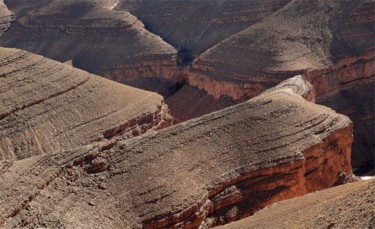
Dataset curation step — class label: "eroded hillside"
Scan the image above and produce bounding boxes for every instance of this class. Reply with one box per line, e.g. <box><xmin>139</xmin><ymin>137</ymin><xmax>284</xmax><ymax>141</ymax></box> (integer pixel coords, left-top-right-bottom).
<box><xmin>0</xmin><ymin>47</ymin><xmax>172</xmax><ymax>160</ymax></box>
<box><xmin>190</xmin><ymin>0</ymin><xmax>374</xmax><ymax>172</ymax></box>
<box><xmin>117</xmin><ymin>0</ymin><xmax>291</xmax><ymax>58</ymax></box>
<box><xmin>0</xmin><ymin>76</ymin><xmax>353</xmax><ymax>228</ymax></box>
<box><xmin>0</xmin><ymin>1</ymin><xmax>373</xmax><ymax>228</ymax></box>
<box><xmin>0</xmin><ymin>0</ymin><xmax>179</xmax><ymax>88</ymax></box>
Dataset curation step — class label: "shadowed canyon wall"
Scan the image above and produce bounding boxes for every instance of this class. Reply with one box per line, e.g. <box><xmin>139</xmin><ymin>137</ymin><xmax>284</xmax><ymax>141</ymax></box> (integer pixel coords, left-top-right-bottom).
<box><xmin>0</xmin><ymin>0</ymin><xmax>12</xmax><ymax>35</ymax></box>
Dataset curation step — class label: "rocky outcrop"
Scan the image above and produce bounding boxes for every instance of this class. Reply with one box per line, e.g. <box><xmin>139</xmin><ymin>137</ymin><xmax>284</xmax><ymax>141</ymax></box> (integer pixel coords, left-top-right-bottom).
<box><xmin>0</xmin><ymin>47</ymin><xmax>172</xmax><ymax>160</ymax></box>
<box><xmin>0</xmin><ymin>0</ymin><xmax>178</xmax><ymax>83</ymax></box>
<box><xmin>0</xmin><ymin>76</ymin><xmax>353</xmax><ymax>228</ymax></box>
<box><xmin>219</xmin><ymin>179</ymin><xmax>375</xmax><ymax>229</ymax></box>
<box><xmin>117</xmin><ymin>0</ymin><xmax>291</xmax><ymax>57</ymax></box>
<box><xmin>189</xmin><ymin>0</ymin><xmax>374</xmax><ymax>172</ymax></box>
<box><xmin>0</xmin><ymin>0</ymin><xmax>13</xmax><ymax>35</ymax></box>
<box><xmin>191</xmin><ymin>0</ymin><xmax>374</xmax><ymax>100</ymax></box>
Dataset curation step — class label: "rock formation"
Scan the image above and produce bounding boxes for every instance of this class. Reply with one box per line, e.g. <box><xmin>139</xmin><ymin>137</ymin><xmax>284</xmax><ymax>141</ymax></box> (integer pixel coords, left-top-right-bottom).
<box><xmin>190</xmin><ymin>0</ymin><xmax>374</xmax><ymax>172</ymax></box>
<box><xmin>117</xmin><ymin>0</ymin><xmax>291</xmax><ymax>58</ymax></box>
<box><xmin>0</xmin><ymin>0</ymin><xmax>372</xmax><ymax>170</ymax></box>
<box><xmin>0</xmin><ymin>0</ymin><xmax>178</xmax><ymax>83</ymax></box>
<box><xmin>0</xmin><ymin>0</ymin><xmax>292</xmax><ymax>122</ymax></box>
<box><xmin>219</xmin><ymin>179</ymin><xmax>375</xmax><ymax>229</ymax></box>
<box><xmin>0</xmin><ymin>0</ymin><xmax>13</xmax><ymax>35</ymax></box>
<box><xmin>0</xmin><ymin>76</ymin><xmax>353</xmax><ymax>228</ymax></box>
<box><xmin>0</xmin><ymin>47</ymin><xmax>172</xmax><ymax>161</ymax></box>
<box><xmin>191</xmin><ymin>0</ymin><xmax>374</xmax><ymax>100</ymax></box>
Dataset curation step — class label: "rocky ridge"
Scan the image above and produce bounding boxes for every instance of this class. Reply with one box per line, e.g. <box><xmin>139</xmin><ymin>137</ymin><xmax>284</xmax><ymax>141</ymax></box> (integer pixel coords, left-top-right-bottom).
<box><xmin>0</xmin><ymin>47</ymin><xmax>172</xmax><ymax>161</ymax></box>
<box><xmin>189</xmin><ymin>0</ymin><xmax>374</xmax><ymax>171</ymax></box>
<box><xmin>0</xmin><ymin>76</ymin><xmax>353</xmax><ymax>228</ymax></box>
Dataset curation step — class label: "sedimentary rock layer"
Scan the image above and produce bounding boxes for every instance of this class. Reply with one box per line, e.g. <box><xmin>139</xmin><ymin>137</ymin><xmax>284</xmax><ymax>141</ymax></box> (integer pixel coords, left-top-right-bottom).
<box><xmin>0</xmin><ymin>0</ymin><xmax>178</xmax><ymax>81</ymax></box>
<box><xmin>117</xmin><ymin>0</ymin><xmax>291</xmax><ymax>57</ymax></box>
<box><xmin>0</xmin><ymin>76</ymin><xmax>353</xmax><ymax>228</ymax></box>
<box><xmin>190</xmin><ymin>0</ymin><xmax>374</xmax><ymax>171</ymax></box>
<box><xmin>0</xmin><ymin>0</ymin><xmax>13</xmax><ymax>35</ymax></box>
<box><xmin>219</xmin><ymin>179</ymin><xmax>375</xmax><ymax>229</ymax></box>
<box><xmin>191</xmin><ymin>0</ymin><xmax>374</xmax><ymax>100</ymax></box>
<box><xmin>0</xmin><ymin>47</ymin><xmax>172</xmax><ymax>160</ymax></box>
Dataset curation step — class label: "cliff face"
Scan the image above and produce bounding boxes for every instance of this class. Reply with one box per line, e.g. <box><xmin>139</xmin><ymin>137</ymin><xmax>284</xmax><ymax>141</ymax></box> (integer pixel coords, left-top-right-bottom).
<box><xmin>0</xmin><ymin>76</ymin><xmax>353</xmax><ymax>228</ymax></box>
<box><xmin>0</xmin><ymin>47</ymin><xmax>172</xmax><ymax>161</ymax></box>
<box><xmin>0</xmin><ymin>0</ymin><xmax>178</xmax><ymax>83</ymax></box>
<box><xmin>304</xmin><ymin>54</ymin><xmax>375</xmax><ymax>171</ymax></box>
<box><xmin>188</xmin><ymin>0</ymin><xmax>374</xmax><ymax>172</ymax></box>
<box><xmin>0</xmin><ymin>0</ymin><xmax>13</xmax><ymax>35</ymax></box>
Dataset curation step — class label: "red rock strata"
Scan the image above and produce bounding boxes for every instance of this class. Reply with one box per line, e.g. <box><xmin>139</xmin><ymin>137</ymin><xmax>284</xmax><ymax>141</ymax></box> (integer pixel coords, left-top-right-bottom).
<box><xmin>0</xmin><ymin>76</ymin><xmax>353</xmax><ymax>228</ymax></box>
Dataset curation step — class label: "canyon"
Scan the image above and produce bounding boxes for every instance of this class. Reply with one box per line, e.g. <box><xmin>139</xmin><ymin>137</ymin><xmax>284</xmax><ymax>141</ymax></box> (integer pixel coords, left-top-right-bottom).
<box><xmin>0</xmin><ymin>75</ymin><xmax>353</xmax><ymax>228</ymax></box>
<box><xmin>188</xmin><ymin>0</ymin><xmax>375</xmax><ymax>172</ymax></box>
<box><xmin>0</xmin><ymin>0</ymin><xmax>372</xmax><ymax>172</ymax></box>
<box><xmin>0</xmin><ymin>0</ymin><xmax>374</xmax><ymax>228</ymax></box>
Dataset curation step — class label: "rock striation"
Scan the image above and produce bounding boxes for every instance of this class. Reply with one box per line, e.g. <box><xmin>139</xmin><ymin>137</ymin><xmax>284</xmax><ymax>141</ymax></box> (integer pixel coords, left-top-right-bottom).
<box><xmin>0</xmin><ymin>0</ymin><xmax>13</xmax><ymax>35</ymax></box>
<box><xmin>0</xmin><ymin>76</ymin><xmax>353</xmax><ymax>228</ymax></box>
<box><xmin>219</xmin><ymin>179</ymin><xmax>375</xmax><ymax>229</ymax></box>
<box><xmin>0</xmin><ymin>0</ymin><xmax>178</xmax><ymax>83</ymax></box>
<box><xmin>0</xmin><ymin>47</ymin><xmax>172</xmax><ymax>161</ymax></box>
<box><xmin>190</xmin><ymin>0</ymin><xmax>374</xmax><ymax>171</ymax></box>
<box><xmin>191</xmin><ymin>0</ymin><xmax>374</xmax><ymax>100</ymax></box>
<box><xmin>117</xmin><ymin>0</ymin><xmax>291</xmax><ymax>58</ymax></box>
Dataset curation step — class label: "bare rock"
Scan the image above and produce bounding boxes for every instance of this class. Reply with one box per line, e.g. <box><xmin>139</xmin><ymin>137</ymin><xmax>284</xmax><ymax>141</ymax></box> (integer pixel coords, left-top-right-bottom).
<box><xmin>0</xmin><ymin>47</ymin><xmax>172</xmax><ymax>160</ymax></box>
<box><xmin>0</xmin><ymin>76</ymin><xmax>353</xmax><ymax>228</ymax></box>
<box><xmin>218</xmin><ymin>179</ymin><xmax>375</xmax><ymax>229</ymax></box>
<box><xmin>0</xmin><ymin>0</ymin><xmax>178</xmax><ymax>83</ymax></box>
<box><xmin>190</xmin><ymin>0</ymin><xmax>374</xmax><ymax>172</ymax></box>
<box><xmin>117</xmin><ymin>0</ymin><xmax>291</xmax><ymax>57</ymax></box>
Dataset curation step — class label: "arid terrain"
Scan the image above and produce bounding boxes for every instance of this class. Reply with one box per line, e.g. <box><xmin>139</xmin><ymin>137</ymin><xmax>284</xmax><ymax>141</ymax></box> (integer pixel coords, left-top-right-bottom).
<box><xmin>0</xmin><ymin>0</ymin><xmax>374</xmax><ymax>228</ymax></box>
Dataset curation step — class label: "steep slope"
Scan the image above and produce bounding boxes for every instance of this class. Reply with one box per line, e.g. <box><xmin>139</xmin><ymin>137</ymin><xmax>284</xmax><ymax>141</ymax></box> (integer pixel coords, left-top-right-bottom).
<box><xmin>219</xmin><ymin>179</ymin><xmax>375</xmax><ymax>229</ymax></box>
<box><xmin>0</xmin><ymin>76</ymin><xmax>353</xmax><ymax>228</ymax></box>
<box><xmin>0</xmin><ymin>0</ymin><xmax>12</xmax><ymax>35</ymax></box>
<box><xmin>191</xmin><ymin>0</ymin><xmax>374</xmax><ymax>99</ymax></box>
<box><xmin>0</xmin><ymin>47</ymin><xmax>172</xmax><ymax>161</ymax></box>
<box><xmin>117</xmin><ymin>0</ymin><xmax>291</xmax><ymax>58</ymax></box>
<box><xmin>0</xmin><ymin>0</ymin><xmax>293</xmax><ymax>123</ymax></box>
<box><xmin>191</xmin><ymin>0</ymin><xmax>374</xmax><ymax>171</ymax></box>
<box><xmin>0</xmin><ymin>0</ymin><xmax>178</xmax><ymax>83</ymax></box>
